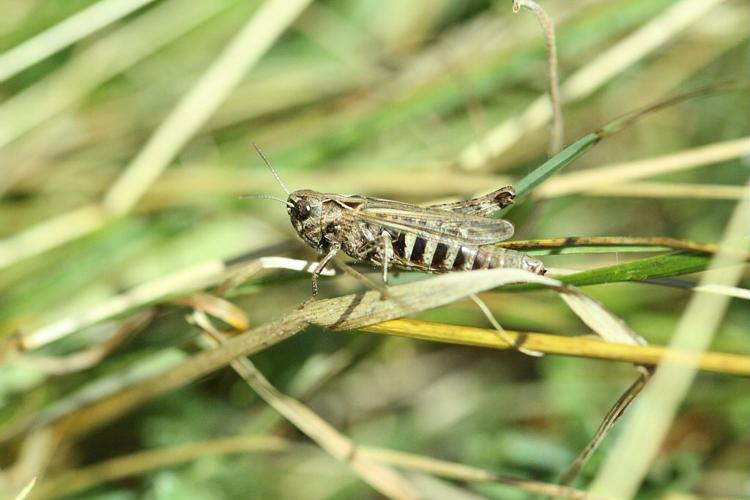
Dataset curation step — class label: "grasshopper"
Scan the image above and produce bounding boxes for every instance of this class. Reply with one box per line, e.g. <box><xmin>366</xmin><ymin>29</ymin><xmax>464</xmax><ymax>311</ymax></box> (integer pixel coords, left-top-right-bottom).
<box><xmin>251</xmin><ymin>146</ymin><xmax>546</xmax><ymax>296</ymax></box>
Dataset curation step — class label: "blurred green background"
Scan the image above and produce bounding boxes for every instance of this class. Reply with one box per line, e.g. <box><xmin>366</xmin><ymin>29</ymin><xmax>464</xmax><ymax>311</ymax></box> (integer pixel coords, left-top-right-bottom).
<box><xmin>0</xmin><ymin>0</ymin><xmax>749</xmax><ymax>498</ymax></box>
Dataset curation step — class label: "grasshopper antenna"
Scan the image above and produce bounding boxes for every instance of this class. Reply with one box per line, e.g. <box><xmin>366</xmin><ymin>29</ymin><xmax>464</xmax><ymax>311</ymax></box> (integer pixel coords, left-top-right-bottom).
<box><xmin>252</xmin><ymin>142</ymin><xmax>290</xmax><ymax>195</ymax></box>
<box><xmin>240</xmin><ymin>193</ymin><xmax>292</xmax><ymax>206</ymax></box>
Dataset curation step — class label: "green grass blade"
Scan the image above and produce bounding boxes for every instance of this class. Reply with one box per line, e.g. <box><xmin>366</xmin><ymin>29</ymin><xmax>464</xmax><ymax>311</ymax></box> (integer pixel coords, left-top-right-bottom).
<box><xmin>501</xmin><ymin>253</ymin><xmax>711</xmax><ymax>292</ymax></box>
<box><xmin>559</xmin><ymin>253</ymin><xmax>711</xmax><ymax>287</ymax></box>
<box><xmin>512</xmin><ymin>81</ymin><xmax>750</xmax><ymax>206</ymax></box>
<box><xmin>514</xmin><ymin>133</ymin><xmax>600</xmax><ymax>200</ymax></box>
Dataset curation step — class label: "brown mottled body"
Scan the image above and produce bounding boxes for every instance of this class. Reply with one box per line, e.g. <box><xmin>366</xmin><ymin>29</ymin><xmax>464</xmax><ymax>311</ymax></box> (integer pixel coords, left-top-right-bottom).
<box><xmin>364</xmin><ymin>226</ymin><xmax>540</xmax><ymax>274</ymax></box>
<box><xmin>285</xmin><ymin>186</ymin><xmax>545</xmax><ymax>295</ymax></box>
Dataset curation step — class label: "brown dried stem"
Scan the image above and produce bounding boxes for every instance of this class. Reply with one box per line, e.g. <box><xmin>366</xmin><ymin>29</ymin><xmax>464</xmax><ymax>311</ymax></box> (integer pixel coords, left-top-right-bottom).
<box><xmin>360</xmin><ymin>319</ymin><xmax>750</xmax><ymax>377</ymax></box>
<box><xmin>496</xmin><ymin>236</ymin><xmax>719</xmax><ymax>254</ymax></box>
<box><xmin>32</xmin><ymin>436</ymin><xmax>594</xmax><ymax>500</ymax></box>
<box><xmin>512</xmin><ymin>0</ymin><xmax>563</xmax><ymax>155</ymax></box>
<box><xmin>192</xmin><ymin>311</ymin><xmax>421</xmax><ymax>500</ymax></box>
<box><xmin>558</xmin><ymin>367</ymin><xmax>652</xmax><ymax>485</ymax></box>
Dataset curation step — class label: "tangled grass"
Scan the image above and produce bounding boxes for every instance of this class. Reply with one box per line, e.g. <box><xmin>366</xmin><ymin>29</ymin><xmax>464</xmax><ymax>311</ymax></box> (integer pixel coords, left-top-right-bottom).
<box><xmin>1</xmin><ymin>1</ymin><xmax>749</xmax><ymax>498</ymax></box>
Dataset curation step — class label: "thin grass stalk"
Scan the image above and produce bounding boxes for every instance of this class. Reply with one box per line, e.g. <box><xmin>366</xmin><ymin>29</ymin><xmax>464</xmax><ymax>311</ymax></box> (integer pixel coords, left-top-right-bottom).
<box><xmin>360</xmin><ymin>319</ymin><xmax>750</xmax><ymax>377</ymax></box>
<box><xmin>0</xmin><ymin>0</ymin><xmax>158</xmax><ymax>82</ymax></box>
<box><xmin>103</xmin><ymin>0</ymin><xmax>314</xmax><ymax>214</ymax></box>
<box><xmin>512</xmin><ymin>0</ymin><xmax>564</xmax><ymax>155</ymax></box>
<box><xmin>559</xmin><ymin>368</ymin><xmax>652</xmax><ymax>485</ymax></box>
<box><xmin>31</xmin><ymin>436</ymin><xmax>594</xmax><ymax>500</ymax></box>
<box><xmin>591</xmin><ymin>178</ymin><xmax>750</xmax><ymax>496</ymax></box>
<box><xmin>458</xmin><ymin>0</ymin><xmax>725</xmax><ymax>169</ymax></box>
<box><xmin>193</xmin><ymin>312</ymin><xmax>421</xmax><ymax>500</ymax></box>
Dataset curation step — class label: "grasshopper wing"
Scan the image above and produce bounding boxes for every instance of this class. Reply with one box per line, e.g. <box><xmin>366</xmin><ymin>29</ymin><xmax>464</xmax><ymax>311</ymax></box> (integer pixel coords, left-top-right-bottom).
<box><xmin>426</xmin><ymin>186</ymin><xmax>515</xmax><ymax>217</ymax></box>
<box><xmin>354</xmin><ymin>199</ymin><xmax>515</xmax><ymax>244</ymax></box>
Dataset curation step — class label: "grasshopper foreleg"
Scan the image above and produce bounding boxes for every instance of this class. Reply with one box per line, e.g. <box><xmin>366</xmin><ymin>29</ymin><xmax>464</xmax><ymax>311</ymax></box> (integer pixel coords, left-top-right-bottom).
<box><xmin>380</xmin><ymin>230</ymin><xmax>393</xmax><ymax>286</ymax></box>
<box><xmin>311</xmin><ymin>245</ymin><xmax>339</xmax><ymax>296</ymax></box>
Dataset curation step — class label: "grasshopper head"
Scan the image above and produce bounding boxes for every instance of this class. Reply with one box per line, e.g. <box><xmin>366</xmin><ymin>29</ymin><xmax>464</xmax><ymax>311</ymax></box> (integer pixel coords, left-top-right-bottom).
<box><xmin>287</xmin><ymin>189</ymin><xmax>327</xmax><ymax>250</ymax></box>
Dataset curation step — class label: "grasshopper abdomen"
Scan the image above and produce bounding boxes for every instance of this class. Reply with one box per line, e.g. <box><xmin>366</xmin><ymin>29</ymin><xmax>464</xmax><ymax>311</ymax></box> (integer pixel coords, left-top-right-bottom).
<box><xmin>372</xmin><ymin>228</ymin><xmax>544</xmax><ymax>275</ymax></box>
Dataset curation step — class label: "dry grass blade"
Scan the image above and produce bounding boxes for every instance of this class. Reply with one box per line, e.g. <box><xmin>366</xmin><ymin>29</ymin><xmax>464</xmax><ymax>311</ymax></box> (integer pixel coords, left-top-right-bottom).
<box><xmin>12</xmin><ymin>310</ymin><xmax>154</xmax><ymax>376</ymax></box>
<box><xmin>26</xmin><ymin>269</ymin><xmax>635</xmax><ymax>443</ymax></box>
<box><xmin>29</xmin><ymin>437</ymin><xmax>288</xmax><ymax>499</ymax></box>
<box><xmin>0</xmin><ymin>205</ymin><xmax>106</xmax><ymax>272</ymax></box>
<box><xmin>218</xmin><ymin>255</ymin><xmax>335</xmax><ymax>296</ymax></box>
<box><xmin>690</xmin><ymin>283</ymin><xmax>750</xmax><ymax>300</ymax></box>
<box><xmin>42</xmin><ymin>316</ymin><xmax>308</xmax><ymax>443</ymax></box>
<box><xmin>583</xmin><ymin>182</ymin><xmax>750</xmax><ymax>200</ymax></box>
<box><xmin>496</xmin><ymin>236</ymin><xmax>718</xmax><ymax>254</ymax></box>
<box><xmin>6</xmin><ymin>429</ymin><xmax>55</xmax><ymax>500</ymax></box>
<box><xmin>306</xmin><ymin>269</ymin><xmax>641</xmax><ymax>348</ymax></box>
<box><xmin>359</xmin><ymin>448</ymin><xmax>595</xmax><ymax>500</ymax></box>
<box><xmin>0</xmin><ymin>0</ymin><xmax>312</xmax><ymax>269</ymax></box>
<box><xmin>12</xmin><ymin>259</ymin><xmax>223</xmax><ymax>351</ymax></box>
<box><xmin>11</xmin><ymin>477</ymin><xmax>36</xmax><ymax>500</ymax></box>
<box><xmin>458</xmin><ymin>0</ymin><xmax>726</xmax><ymax>169</ymax></box>
<box><xmin>556</xmin><ymin>292</ymin><xmax>642</xmax><ymax>345</ymax></box>
<box><xmin>30</xmin><ymin>436</ymin><xmax>593</xmax><ymax>500</ymax></box>
<box><xmin>512</xmin><ymin>0</ymin><xmax>563</xmax><ymax>155</ymax></box>
<box><xmin>539</xmin><ymin>137</ymin><xmax>750</xmax><ymax>197</ymax></box>
<box><xmin>174</xmin><ymin>295</ymin><xmax>249</xmax><ymax>330</ymax></box>
<box><xmin>359</xmin><ymin>319</ymin><xmax>750</xmax><ymax>377</ymax></box>
<box><xmin>559</xmin><ymin>0</ymin><xmax>727</xmax><ymax>106</ymax></box>
<box><xmin>103</xmin><ymin>0</ymin><xmax>314</xmax><ymax>215</ymax></box>
<box><xmin>0</xmin><ymin>2</ymin><xmax>746</xmax><ymax>497</ymax></box>
<box><xmin>192</xmin><ymin>311</ymin><xmax>421</xmax><ymax>500</ymax></box>
<box><xmin>559</xmin><ymin>368</ymin><xmax>652</xmax><ymax>486</ymax></box>
<box><xmin>591</xmin><ymin>180</ymin><xmax>750</xmax><ymax>496</ymax></box>
<box><xmin>3</xmin><ymin>352</ymin><xmax>186</xmax><ymax>448</ymax></box>
<box><xmin>12</xmin><ymin>256</ymin><xmax>324</xmax><ymax>352</ymax></box>
<box><xmin>0</xmin><ymin>0</ymin><xmax>157</xmax><ymax>82</ymax></box>
<box><xmin>0</xmin><ymin>0</ymin><xmax>224</xmax><ymax>152</ymax></box>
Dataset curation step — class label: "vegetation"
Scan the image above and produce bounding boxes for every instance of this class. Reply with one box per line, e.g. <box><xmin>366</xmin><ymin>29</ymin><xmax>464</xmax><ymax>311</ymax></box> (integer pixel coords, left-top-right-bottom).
<box><xmin>0</xmin><ymin>0</ymin><xmax>748</xmax><ymax>498</ymax></box>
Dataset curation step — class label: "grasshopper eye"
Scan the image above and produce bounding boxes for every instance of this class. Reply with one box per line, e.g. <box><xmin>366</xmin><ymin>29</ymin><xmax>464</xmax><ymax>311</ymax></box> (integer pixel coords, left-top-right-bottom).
<box><xmin>292</xmin><ymin>201</ymin><xmax>311</xmax><ymax>221</ymax></box>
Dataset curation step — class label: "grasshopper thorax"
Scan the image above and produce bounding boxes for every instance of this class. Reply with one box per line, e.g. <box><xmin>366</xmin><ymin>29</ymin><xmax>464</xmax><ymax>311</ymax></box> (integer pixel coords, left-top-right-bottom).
<box><xmin>287</xmin><ymin>189</ymin><xmax>329</xmax><ymax>251</ymax></box>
